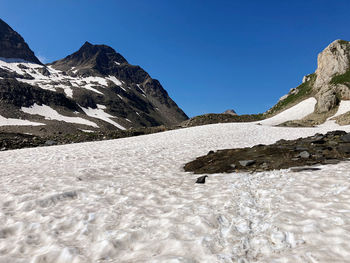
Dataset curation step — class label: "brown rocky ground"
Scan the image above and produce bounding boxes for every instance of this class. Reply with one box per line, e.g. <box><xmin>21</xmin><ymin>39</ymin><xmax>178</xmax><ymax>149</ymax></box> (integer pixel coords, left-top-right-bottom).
<box><xmin>184</xmin><ymin>130</ymin><xmax>350</xmax><ymax>174</ymax></box>
<box><xmin>181</xmin><ymin>113</ymin><xmax>264</xmax><ymax>128</ymax></box>
<box><xmin>0</xmin><ymin>126</ymin><xmax>170</xmax><ymax>151</ymax></box>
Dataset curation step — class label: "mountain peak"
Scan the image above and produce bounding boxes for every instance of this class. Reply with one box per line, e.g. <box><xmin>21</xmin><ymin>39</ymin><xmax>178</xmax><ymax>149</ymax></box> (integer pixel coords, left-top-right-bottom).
<box><xmin>82</xmin><ymin>41</ymin><xmax>93</xmax><ymax>47</ymax></box>
<box><xmin>50</xmin><ymin>41</ymin><xmax>128</xmax><ymax>73</ymax></box>
<box><xmin>0</xmin><ymin>18</ymin><xmax>42</xmax><ymax>64</ymax></box>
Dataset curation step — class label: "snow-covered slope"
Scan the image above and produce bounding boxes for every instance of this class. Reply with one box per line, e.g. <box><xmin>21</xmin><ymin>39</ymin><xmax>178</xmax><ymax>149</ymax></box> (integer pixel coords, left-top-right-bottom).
<box><xmin>260</xmin><ymin>97</ymin><xmax>317</xmax><ymax>126</ymax></box>
<box><xmin>1</xmin><ymin>122</ymin><xmax>350</xmax><ymax>262</ymax></box>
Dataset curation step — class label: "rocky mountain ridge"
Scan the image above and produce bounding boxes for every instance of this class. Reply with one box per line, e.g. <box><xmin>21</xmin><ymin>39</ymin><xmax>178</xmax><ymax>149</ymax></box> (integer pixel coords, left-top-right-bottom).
<box><xmin>0</xmin><ymin>18</ymin><xmax>188</xmax><ymax>136</ymax></box>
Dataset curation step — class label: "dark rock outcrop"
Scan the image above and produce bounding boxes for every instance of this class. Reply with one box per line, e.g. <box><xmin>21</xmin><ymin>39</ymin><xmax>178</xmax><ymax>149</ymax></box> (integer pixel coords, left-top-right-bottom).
<box><xmin>184</xmin><ymin>130</ymin><xmax>350</xmax><ymax>174</ymax></box>
<box><xmin>0</xmin><ymin>78</ymin><xmax>80</xmax><ymax>110</ymax></box>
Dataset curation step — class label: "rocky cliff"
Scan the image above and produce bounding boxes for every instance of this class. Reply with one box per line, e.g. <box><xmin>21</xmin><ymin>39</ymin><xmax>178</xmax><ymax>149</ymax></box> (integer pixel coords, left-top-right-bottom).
<box><xmin>268</xmin><ymin>39</ymin><xmax>350</xmax><ymax>125</ymax></box>
<box><xmin>314</xmin><ymin>40</ymin><xmax>350</xmax><ymax>113</ymax></box>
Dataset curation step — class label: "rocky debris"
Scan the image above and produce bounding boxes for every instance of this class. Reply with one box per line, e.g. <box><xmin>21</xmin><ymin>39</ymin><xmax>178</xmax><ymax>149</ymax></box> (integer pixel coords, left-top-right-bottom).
<box><xmin>341</xmin><ymin>133</ymin><xmax>350</xmax><ymax>142</ymax></box>
<box><xmin>0</xmin><ymin>125</ymin><xmax>172</xmax><ymax>151</ymax></box>
<box><xmin>195</xmin><ymin>175</ymin><xmax>208</xmax><ymax>184</ymax></box>
<box><xmin>184</xmin><ymin>130</ymin><xmax>350</xmax><ymax>174</ymax></box>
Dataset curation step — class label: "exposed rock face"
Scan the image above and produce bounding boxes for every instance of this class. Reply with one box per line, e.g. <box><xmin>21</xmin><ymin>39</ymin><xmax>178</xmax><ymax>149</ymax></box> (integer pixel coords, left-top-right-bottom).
<box><xmin>0</xmin><ymin>19</ymin><xmax>42</xmax><ymax>64</ymax></box>
<box><xmin>313</xmin><ymin>40</ymin><xmax>350</xmax><ymax>113</ymax></box>
<box><xmin>315</xmin><ymin>89</ymin><xmax>338</xmax><ymax>113</ymax></box>
<box><xmin>0</xmin><ymin>19</ymin><xmax>188</xmax><ymax>135</ymax></box>
<box><xmin>314</xmin><ymin>40</ymin><xmax>350</xmax><ymax>90</ymax></box>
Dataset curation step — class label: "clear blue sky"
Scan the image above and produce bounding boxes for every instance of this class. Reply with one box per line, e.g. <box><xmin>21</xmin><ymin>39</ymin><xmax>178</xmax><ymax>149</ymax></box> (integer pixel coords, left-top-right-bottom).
<box><xmin>1</xmin><ymin>0</ymin><xmax>349</xmax><ymax>117</ymax></box>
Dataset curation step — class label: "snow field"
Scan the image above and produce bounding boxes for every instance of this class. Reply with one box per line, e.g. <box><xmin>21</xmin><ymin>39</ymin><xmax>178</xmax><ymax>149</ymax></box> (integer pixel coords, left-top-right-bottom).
<box><xmin>1</xmin><ymin>123</ymin><xmax>350</xmax><ymax>262</ymax></box>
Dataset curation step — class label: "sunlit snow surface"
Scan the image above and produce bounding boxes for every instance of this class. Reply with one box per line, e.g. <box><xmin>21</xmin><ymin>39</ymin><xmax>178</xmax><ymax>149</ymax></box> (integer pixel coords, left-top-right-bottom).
<box><xmin>260</xmin><ymin>97</ymin><xmax>317</xmax><ymax>126</ymax></box>
<box><xmin>1</xmin><ymin>123</ymin><xmax>350</xmax><ymax>262</ymax></box>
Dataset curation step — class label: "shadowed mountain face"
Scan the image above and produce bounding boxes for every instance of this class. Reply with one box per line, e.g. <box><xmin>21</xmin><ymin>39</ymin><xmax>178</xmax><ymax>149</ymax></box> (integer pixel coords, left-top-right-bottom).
<box><xmin>0</xmin><ymin>19</ymin><xmax>188</xmax><ymax>135</ymax></box>
<box><xmin>0</xmin><ymin>19</ymin><xmax>42</xmax><ymax>64</ymax></box>
<box><xmin>49</xmin><ymin>41</ymin><xmax>188</xmax><ymax>127</ymax></box>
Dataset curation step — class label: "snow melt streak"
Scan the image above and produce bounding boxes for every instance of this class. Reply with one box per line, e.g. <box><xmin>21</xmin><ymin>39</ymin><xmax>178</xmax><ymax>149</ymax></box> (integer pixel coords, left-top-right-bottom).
<box><xmin>1</xmin><ymin>123</ymin><xmax>350</xmax><ymax>262</ymax></box>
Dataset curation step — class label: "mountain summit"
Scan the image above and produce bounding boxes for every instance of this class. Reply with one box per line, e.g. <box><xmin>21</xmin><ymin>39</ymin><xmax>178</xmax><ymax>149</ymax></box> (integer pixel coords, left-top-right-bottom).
<box><xmin>0</xmin><ymin>19</ymin><xmax>41</xmax><ymax>64</ymax></box>
<box><xmin>50</xmin><ymin>41</ymin><xmax>128</xmax><ymax>75</ymax></box>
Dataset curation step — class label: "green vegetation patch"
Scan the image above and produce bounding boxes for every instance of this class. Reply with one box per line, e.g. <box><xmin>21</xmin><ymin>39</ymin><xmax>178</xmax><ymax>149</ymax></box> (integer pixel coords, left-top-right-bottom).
<box><xmin>330</xmin><ymin>70</ymin><xmax>350</xmax><ymax>87</ymax></box>
<box><xmin>268</xmin><ymin>73</ymin><xmax>316</xmax><ymax>116</ymax></box>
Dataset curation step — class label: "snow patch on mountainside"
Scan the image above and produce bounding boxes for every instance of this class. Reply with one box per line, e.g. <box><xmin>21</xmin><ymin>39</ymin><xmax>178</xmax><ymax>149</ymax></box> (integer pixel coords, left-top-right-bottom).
<box><xmin>80</xmin><ymin>106</ymin><xmax>125</xmax><ymax>130</ymax></box>
<box><xmin>0</xmin><ymin>57</ymin><xmax>39</xmax><ymax>73</ymax></box>
<box><xmin>0</xmin><ymin>59</ymin><xmax>125</xmax><ymax>98</ymax></box>
<box><xmin>261</xmin><ymin>97</ymin><xmax>317</xmax><ymax>126</ymax></box>
<box><xmin>332</xmin><ymin>100</ymin><xmax>350</xmax><ymax>118</ymax></box>
<box><xmin>318</xmin><ymin>100</ymin><xmax>350</xmax><ymax>128</ymax></box>
<box><xmin>107</xmin><ymin>75</ymin><xmax>123</xmax><ymax>87</ymax></box>
<box><xmin>0</xmin><ymin>114</ymin><xmax>43</xmax><ymax>126</ymax></box>
<box><xmin>21</xmin><ymin>104</ymin><xmax>98</xmax><ymax>127</ymax></box>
